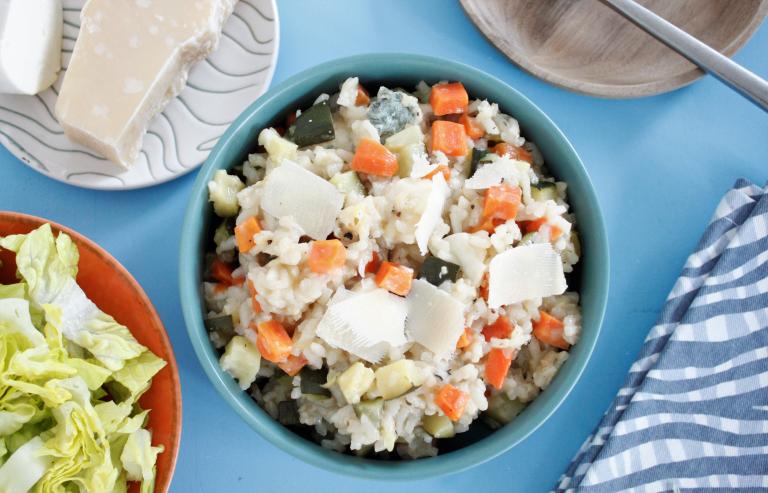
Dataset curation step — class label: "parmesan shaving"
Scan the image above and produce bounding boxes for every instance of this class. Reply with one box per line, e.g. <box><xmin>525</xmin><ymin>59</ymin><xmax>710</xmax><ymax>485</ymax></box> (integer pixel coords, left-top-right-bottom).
<box><xmin>414</xmin><ymin>173</ymin><xmax>449</xmax><ymax>255</ymax></box>
<box><xmin>316</xmin><ymin>288</ymin><xmax>408</xmax><ymax>363</ymax></box>
<box><xmin>405</xmin><ymin>279</ymin><xmax>465</xmax><ymax>358</ymax></box>
<box><xmin>488</xmin><ymin>243</ymin><xmax>567</xmax><ymax>308</ymax></box>
<box><xmin>261</xmin><ymin>160</ymin><xmax>344</xmax><ymax>240</ymax></box>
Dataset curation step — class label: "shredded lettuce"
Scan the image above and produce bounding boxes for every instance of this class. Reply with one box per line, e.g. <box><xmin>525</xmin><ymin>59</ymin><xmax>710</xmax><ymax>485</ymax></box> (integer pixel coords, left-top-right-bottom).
<box><xmin>0</xmin><ymin>225</ymin><xmax>166</xmax><ymax>493</ymax></box>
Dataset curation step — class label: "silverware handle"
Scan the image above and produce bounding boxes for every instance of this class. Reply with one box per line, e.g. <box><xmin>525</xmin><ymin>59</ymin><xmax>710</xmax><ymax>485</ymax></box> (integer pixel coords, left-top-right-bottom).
<box><xmin>600</xmin><ymin>0</ymin><xmax>768</xmax><ymax>112</ymax></box>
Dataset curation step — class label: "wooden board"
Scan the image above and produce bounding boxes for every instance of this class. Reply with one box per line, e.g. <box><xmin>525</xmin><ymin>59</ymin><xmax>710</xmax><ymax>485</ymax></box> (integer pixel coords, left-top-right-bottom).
<box><xmin>460</xmin><ymin>0</ymin><xmax>768</xmax><ymax>98</ymax></box>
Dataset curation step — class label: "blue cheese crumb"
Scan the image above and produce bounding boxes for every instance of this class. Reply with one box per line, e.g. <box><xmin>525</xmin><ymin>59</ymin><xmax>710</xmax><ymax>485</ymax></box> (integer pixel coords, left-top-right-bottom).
<box><xmin>367</xmin><ymin>88</ymin><xmax>417</xmax><ymax>138</ymax></box>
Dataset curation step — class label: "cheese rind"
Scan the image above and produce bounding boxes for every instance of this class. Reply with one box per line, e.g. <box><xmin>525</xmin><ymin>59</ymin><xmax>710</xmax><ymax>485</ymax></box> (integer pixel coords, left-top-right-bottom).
<box><xmin>0</xmin><ymin>0</ymin><xmax>62</xmax><ymax>95</ymax></box>
<box><xmin>54</xmin><ymin>0</ymin><xmax>238</xmax><ymax>168</ymax></box>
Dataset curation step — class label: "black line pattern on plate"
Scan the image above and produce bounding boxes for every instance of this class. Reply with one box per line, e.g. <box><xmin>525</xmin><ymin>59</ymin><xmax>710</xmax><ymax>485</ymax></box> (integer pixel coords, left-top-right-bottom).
<box><xmin>146</xmin><ymin>127</ymin><xmax>180</xmax><ymax>174</ymax></box>
<box><xmin>203</xmin><ymin>58</ymin><xmax>272</xmax><ymax>78</ymax></box>
<box><xmin>241</xmin><ymin>0</ymin><xmax>275</xmax><ymax>22</ymax></box>
<box><xmin>1</xmin><ymin>106</ymin><xmax>63</xmax><ymax>135</ymax></box>
<box><xmin>65</xmin><ymin>171</ymin><xmax>125</xmax><ymax>185</ymax></box>
<box><xmin>174</xmin><ymin>97</ymin><xmax>232</xmax><ymax>127</ymax></box>
<box><xmin>0</xmin><ymin>119</ymin><xmax>107</xmax><ymax>160</ymax></box>
<box><xmin>186</xmin><ymin>79</ymin><xmax>264</xmax><ymax>94</ymax></box>
<box><xmin>222</xmin><ymin>32</ymin><xmax>274</xmax><ymax>56</ymax></box>
<box><xmin>0</xmin><ymin>131</ymin><xmax>50</xmax><ymax>172</ymax></box>
<box><xmin>196</xmin><ymin>134</ymin><xmax>222</xmax><ymax>153</ymax></box>
<box><xmin>232</xmin><ymin>12</ymin><xmax>274</xmax><ymax>44</ymax></box>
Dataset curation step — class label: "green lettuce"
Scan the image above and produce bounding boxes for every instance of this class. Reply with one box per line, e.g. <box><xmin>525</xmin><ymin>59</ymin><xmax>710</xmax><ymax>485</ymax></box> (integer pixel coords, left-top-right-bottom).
<box><xmin>1</xmin><ymin>224</ymin><xmax>146</xmax><ymax>371</ymax></box>
<box><xmin>0</xmin><ymin>225</ymin><xmax>166</xmax><ymax>493</ymax></box>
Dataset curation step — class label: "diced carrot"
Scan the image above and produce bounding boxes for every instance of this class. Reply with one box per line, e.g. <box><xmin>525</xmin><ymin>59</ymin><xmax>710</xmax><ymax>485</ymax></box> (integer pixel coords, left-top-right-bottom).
<box><xmin>286</xmin><ymin>110</ymin><xmax>298</xmax><ymax>126</ymax></box>
<box><xmin>308</xmin><ymin>239</ymin><xmax>347</xmax><ymax>274</ymax></box>
<box><xmin>459</xmin><ymin>113</ymin><xmax>485</xmax><ymax>139</ymax></box>
<box><xmin>423</xmin><ymin>165</ymin><xmax>451</xmax><ymax>181</ymax></box>
<box><xmin>429</xmin><ymin>82</ymin><xmax>469</xmax><ymax>116</ymax></box>
<box><xmin>235</xmin><ymin>216</ymin><xmax>262</xmax><ymax>253</ymax></box>
<box><xmin>533</xmin><ymin>311</ymin><xmax>569</xmax><ymax>350</ymax></box>
<box><xmin>456</xmin><ymin>327</ymin><xmax>473</xmax><ymax>349</ymax></box>
<box><xmin>435</xmin><ymin>384</ymin><xmax>469</xmax><ymax>421</ymax></box>
<box><xmin>523</xmin><ymin>217</ymin><xmax>563</xmax><ymax>240</ymax></box>
<box><xmin>469</xmin><ymin>216</ymin><xmax>505</xmax><ymax>234</ymax></box>
<box><xmin>255</xmin><ymin>320</ymin><xmax>293</xmax><ymax>363</ymax></box>
<box><xmin>364</xmin><ymin>251</ymin><xmax>381</xmax><ymax>274</ymax></box>
<box><xmin>246</xmin><ymin>280</ymin><xmax>262</xmax><ymax>313</ymax></box>
<box><xmin>355</xmin><ymin>84</ymin><xmax>370</xmax><ymax>106</ymax></box>
<box><xmin>485</xmin><ymin>348</ymin><xmax>516</xmax><ymax>390</ymax></box>
<box><xmin>351</xmin><ymin>138</ymin><xmax>399</xmax><ymax>177</ymax></box>
<box><xmin>482</xmin><ymin>184</ymin><xmax>522</xmax><ymax>223</ymax></box>
<box><xmin>471</xmin><ymin>184</ymin><xmax>522</xmax><ymax>234</ymax></box>
<box><xmin>211</xmin><ymin>258</ymin><xmax>244</xmax><ymax>286</ymax></box>
<box><xmin>479</xmin><ymin>273</ymin><xmax>490</xmax><ymax>301</ymax></box>
<box><xmin>482</xmin><ymin>315</ymin><xmax>513</xmax><ymax>342</ymax></box>
<box><xmin>492</xmin><ymin>143</ymin><xmax>533</xmax><ymax>163</ymax></box>
<box><xmin>375</xmin><ymin>261</ymin><xmax>414</xmax><ymax>296</ymax></box>
<box><xmin>277</xmin><ymin>354</ymin><xmax>308</xmax><ymax>377</ymax></box>
<box><xmin>431</xmin><ymin>120</ymin><xmax>467</xmax><ymax>157</ymax></box>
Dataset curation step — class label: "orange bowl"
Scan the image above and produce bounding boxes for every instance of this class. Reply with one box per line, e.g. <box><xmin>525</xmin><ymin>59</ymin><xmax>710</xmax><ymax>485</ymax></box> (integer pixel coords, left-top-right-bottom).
<box><xmin>0</xmin><ymin>212</ymin><xmax>181</xmax><ymax>493</ymax></box>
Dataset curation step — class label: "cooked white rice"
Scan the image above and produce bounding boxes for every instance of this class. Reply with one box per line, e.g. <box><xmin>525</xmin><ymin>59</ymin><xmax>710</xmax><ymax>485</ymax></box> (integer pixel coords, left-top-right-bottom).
<box><xmin>203</xmin><ymin>77</ymin><xmax>582</xmax><ymax>459</ymax></box>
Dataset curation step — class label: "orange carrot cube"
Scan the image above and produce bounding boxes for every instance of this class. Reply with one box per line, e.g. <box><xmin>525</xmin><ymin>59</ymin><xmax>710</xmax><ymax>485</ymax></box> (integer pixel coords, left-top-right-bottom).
<box><xmin>375</xmin><ymin>261</ymin><xmax>414</xmax><ymax>296</ymax></box>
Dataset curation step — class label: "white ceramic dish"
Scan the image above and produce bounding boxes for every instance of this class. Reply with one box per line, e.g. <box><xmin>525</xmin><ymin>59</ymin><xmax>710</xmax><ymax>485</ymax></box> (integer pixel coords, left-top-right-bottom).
<box><xmin>0</xmin><ymin>0</ymin><xmax>279</xmax><ymax>190</ymax></box>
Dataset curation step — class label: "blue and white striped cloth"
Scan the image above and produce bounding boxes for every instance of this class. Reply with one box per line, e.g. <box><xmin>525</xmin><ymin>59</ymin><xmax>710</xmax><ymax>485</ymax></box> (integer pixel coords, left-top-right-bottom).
<box><xmin>556</xmin><ymin>179</ymin><xmax>768</xmax><ymax>492</ymax></box>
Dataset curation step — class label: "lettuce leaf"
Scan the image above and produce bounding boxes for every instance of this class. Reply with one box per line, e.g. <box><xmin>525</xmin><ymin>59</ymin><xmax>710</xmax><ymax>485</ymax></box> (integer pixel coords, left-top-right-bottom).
<box><xmin>0</xmin><ymin>436</ymin><xmax>53</xmax><ymax>493</ymax></box>
<box><xmin>120</xmin><ymin>428</ymin><xmax>163</xmax><ymax>493</ymax></box>
<box><xmin>0</xmin><ymin>225</ymin><xmax>166</xmax><ymax>493</ymax></box>
<box><xmin>1</xmin><ymin>225</ymin><xmax>146</xmax><ymax>371</ymax></box>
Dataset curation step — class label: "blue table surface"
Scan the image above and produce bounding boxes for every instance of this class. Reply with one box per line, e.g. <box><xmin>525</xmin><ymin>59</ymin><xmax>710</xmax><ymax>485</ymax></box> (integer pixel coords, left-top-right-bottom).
<box><xmin>1</xmin><ymin>1</ymin><xmax>767</xmax><ymax>492</ymax></box>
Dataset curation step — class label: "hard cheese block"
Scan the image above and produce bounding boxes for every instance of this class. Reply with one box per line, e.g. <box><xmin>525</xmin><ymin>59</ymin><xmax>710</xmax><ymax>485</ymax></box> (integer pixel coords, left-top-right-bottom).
<box><xmin>55</xmin><ymin>0</ymin><xmax>238</xmax><ymax>168</ymax></box>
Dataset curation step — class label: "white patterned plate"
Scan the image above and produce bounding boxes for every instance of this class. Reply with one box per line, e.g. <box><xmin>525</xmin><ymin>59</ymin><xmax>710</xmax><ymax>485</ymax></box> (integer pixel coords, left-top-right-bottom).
<box><xmin>0</xmin><ymin>0</ymin><xmax>278</xmax><ymax>190</ymax></box>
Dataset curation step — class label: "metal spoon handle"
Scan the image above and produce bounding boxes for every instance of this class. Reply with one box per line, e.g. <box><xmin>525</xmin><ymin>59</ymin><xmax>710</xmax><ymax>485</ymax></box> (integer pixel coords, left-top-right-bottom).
<box><xmin>600</xmin><ymin>0</ymin><xmax>768</xmax><ymax>112</ymax></box>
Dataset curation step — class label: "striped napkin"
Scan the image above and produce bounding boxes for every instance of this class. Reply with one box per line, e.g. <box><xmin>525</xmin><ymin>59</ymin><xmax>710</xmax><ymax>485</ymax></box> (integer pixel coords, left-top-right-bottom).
<box><xmin>555</xmin><ymin>179</ymin><xmax>768</xmax><ymax>493</ymax></box>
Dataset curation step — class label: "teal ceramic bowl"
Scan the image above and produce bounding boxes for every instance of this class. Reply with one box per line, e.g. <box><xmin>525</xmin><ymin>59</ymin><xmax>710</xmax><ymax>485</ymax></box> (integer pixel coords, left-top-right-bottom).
<box><xmin>180</xmin><ymin>53</ymin><xmax>609</xmax><ymax>480</ymax></box>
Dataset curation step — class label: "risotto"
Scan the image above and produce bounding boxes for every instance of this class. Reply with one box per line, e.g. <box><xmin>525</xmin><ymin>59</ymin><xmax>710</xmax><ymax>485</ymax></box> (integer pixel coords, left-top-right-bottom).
<box><xmin>202</xmin><ymin>77</ymin><xmax>582</xmax><ymax>458</ymax></box>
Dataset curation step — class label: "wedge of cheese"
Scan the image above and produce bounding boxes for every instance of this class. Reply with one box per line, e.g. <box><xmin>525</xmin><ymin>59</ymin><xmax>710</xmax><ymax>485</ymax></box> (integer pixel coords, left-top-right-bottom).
<box><xmin>55</xmin><ymin>0</ymin><xmax>238</xmax><ymax>168</ymax></box>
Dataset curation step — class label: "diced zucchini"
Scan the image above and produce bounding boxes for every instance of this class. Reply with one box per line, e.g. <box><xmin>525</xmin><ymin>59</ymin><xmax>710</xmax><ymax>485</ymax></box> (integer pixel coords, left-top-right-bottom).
<box><xmin>422</xmin><ymin>414</ymin><xmax>455</xmax><ymax>439</ymax></box>
<box><xmin>299</xmin><ymin>367</ymin><xmax>331</xmax><ymax>397</ymax></box>
<box><xmin>277</xmin><ymin>400</ymin><xmax>300</xmax><ymax>426</ymax></box>
<box><xmin>205</xmin><ymin>314</ymin><xmax>235</xmax><ymax>339</ymax></box>
<box><xmin>419</xmin><ymin>255</ymin><xmax>460</xmax><ymax>286</ymax></box>
<box><xmin>303</xmin><ymin>393</ymin><xmax>330</xmax><ymax>403</ymax></box>
<box><xmin>213</xmin><ymin>220</ymin><xmax>234</xmax><ymax>247</ymax></box>
<box><xmin>384</xmin><ymin>125</ymin><xmax>423</xmax><ymax>151</ymax></box>
<box><xmin>292</xmin><ymin>102</ymin><xmax>335</xmax><ymax>147</ymax></box>
<box><xmin>468</xmin><ymin>148</ymin><xmax>489</xmax><ymax>178</ymax></box>
<box><xmin>374</xmin><ymin>360</ymin><xmax>422</xmax><ymax>400</ymax></box>
<box><xmin>486</xmin><ymin>393</ymin><xmax>526</xmax><ymax>425</ymax></box>
<box><xmin>394</xmin><ymin>143</ymin><xmax>424</xmax><ymax>178</ymax></box>
<box><xmin>330</xmin><ymin>171</ymin><xmax>364</xmax><ymax>195</ymax></box>
<box><xmin>518</xmin><ymin>232</ymin><xmax>536</xmax><ymax>246</ymax></box>
<box><xmin>219</xmin><ymin>336</ymin><xmax>261</xmax><ymax>391</ymax></box>
<box><xmin>531</xmin><ymin>181</ymin><xmax>558</xmax><ymax>202</ymax></box>
<box><xmin>353</xmin><ymin>398</ymin><xmax>384</xmax><ymax>422</ymax></box>
<box><xmin>258</xmin><ymin>127</ymin><xmax>298</xmax><ymax>162</ymax></box>
<box><xmin>338</xmin><ymin>362</ymin><xmax>375</xmax><ymax>405</ymax></box>
<box><xmin>208</xmin><ymin>170</ymin><xmax>244</xmax><ymax>218</ymax></box>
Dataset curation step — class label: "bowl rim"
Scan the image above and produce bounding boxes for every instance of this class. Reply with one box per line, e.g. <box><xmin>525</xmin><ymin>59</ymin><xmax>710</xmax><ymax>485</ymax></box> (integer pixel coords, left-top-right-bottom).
<box><xmin>179</xmin><ymin>52</ymin><xmax>610</xmax><ymax>480</ymax></box>
<box><xmin>0</xmin><ymin>211</ymin><xmax>182</xmax><ymax>492</ymax></box>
